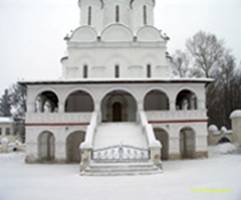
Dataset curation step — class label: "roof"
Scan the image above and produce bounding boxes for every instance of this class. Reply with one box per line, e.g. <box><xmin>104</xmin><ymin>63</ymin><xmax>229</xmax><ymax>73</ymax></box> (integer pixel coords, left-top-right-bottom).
<box><xmin>19</xmin><ymin>78</ymin><xmax>213</xmax><ymax>86</ymax></box>
<box><xmin>0</xmin><ymin>117</ymin><xmax>14</xmax><ymax>124</ymax></box>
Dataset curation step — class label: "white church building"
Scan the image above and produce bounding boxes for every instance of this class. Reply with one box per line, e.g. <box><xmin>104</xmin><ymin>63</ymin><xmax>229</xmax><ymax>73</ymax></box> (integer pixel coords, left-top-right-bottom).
<box><xmin>21</xmin><ymin>0</ymin><xmax>211</xmax><ymax>175</ymax></box>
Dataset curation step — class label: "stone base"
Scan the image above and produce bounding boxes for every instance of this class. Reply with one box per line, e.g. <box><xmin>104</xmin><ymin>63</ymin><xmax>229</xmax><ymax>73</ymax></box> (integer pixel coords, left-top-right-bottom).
<box><xmin>195</xmin><ymin>151</ymin><xmax>208</xmax><ymax>158</ymax></box>
<box><xmin>168</xmin><ymin>153</ymin><xmax>181</xmax><ymax>160</ymax></box>
<box><xmin>168</xmin><ymin>151</ymin><xmax>208</xmax><ymax>160</ymax></box>
<box><xmin>25</xmin><ymin>155</ymin><xmax>67</xmax><ymax>164</ymax></box>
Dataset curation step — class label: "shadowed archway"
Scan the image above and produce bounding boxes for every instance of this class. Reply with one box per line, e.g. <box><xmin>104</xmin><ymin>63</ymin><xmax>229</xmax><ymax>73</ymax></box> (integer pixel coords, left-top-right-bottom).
<box><xmin>101</xmin><ymin>90</ymin><xmax>137</xmax><ymax>122</ymax></box>
<box><xmin>66</xmin><ymin>131</ymin><xmax>85</xmax><ymax>163</ymax></box>
<box><xmin>180</xmin><ymin>127</ymin><xmax>196</xmax><ymax>159</ymax></box>
<box><xmin>154</xmin><ymin>128</ymin><xmax>169</xmax><ymax>160</ymax></box>
<box><xmin>38</xmin><ymin>131</ymin><xmax>55</xmax><ymax>162</ymax></box>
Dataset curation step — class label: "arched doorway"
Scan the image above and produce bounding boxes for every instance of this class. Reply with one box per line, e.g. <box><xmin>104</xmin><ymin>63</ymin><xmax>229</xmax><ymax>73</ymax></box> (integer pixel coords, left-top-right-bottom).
<box><xmin>180</xmin><ymin>127</ymin><xmax>196</xmax><ymax>159</ymax></box>
<box><xmin>38</xmin><ymin>131</ymin><xmax>55</xmax><ymax>162</ymax></box>
<box><xmin>66</xmin><ymin>131</ymin><xmax>85</xmax><ymax>163</ymax></box>
<box><xmin>101</xmin><ymin>90</ymin><xmax>137</xmax><ymax>122</ymax></box>
<box><xmin>154</xmin><ymin>128</ymin><xmax>169</xmax><ymax>160</ymax></box>
<box><xmin>144</xmin><ymin>90</ymin><xmax>170</xmax><ymax>111</ymax></box>
<box><xmin>65</xmin><ymin>90</ymin><xmax>94</xmax><ymax>112</ymax></box>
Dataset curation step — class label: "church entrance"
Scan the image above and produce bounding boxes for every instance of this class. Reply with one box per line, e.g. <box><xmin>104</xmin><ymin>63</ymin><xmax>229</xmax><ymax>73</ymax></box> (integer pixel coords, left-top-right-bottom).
<box><xmin>112</xmin><ymin>102</ymin><xmax>122</xmax><ymax>122</ymax></box>
<box><xmin>101</xmin><ymin>90</ymin><xmax>137</xmax><ymax>122</ymax></box>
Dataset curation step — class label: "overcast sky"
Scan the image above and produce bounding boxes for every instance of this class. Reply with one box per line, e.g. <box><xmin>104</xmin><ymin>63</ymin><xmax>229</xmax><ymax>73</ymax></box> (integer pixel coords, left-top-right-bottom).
<box><xmin>0</xmin><ymin>0</ymin><xmax>240</xmax><ymax>95</ymax></box>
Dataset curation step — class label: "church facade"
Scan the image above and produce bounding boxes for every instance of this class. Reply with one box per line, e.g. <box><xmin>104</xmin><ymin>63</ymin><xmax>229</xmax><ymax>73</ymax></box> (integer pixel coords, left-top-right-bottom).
<box><xmin>21</xmin><ymin>0</ymin><xmax>211</xmax><ymax>175</ymax></box>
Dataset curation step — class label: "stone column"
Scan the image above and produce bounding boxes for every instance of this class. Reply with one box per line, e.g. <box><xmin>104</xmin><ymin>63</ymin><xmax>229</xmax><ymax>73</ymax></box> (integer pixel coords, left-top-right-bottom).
<box><xmin>28</xmin><ymin>101</ymin><xmax>36</xmax><ymax>113</ymax></box>
<box><xmin>169</xmin><ymin>100</ymin><xmax>176</xmax><ymax>111</ymax></box>
<box><xmin>55</xmin><ymin>139</ymin><xmax>66</xmax><ymax>163</ymax></box>
<box><xmin>169</xmin><ymin>137</ymin><xmax>181</xmax><ymax>160</ymax></box>
<box><xmin>230</xmin><ymin>110</ymin><xmax>241</xmax><ymax>147</ymax></box>
<box><xmin>58</xmin><ymin>102</ymin><xmax>65</xmax><ymax>113</ymax></box>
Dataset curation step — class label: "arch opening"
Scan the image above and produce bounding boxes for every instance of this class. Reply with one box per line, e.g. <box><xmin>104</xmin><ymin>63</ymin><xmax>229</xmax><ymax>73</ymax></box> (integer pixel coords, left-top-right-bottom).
<box><xmin>176</xmin><ymin>90</ymin><xmax>198</xmax><ymax>110</ymax></box>
<box><xmin>180</xmin><ymin>127</ymin><xmax>196</xmax><ymax>159</ymax></box>
<box><xmin>154</xmin><ymin>128</ymin><xmax>169</xmax><ymax>160</ymax></box>
<box><xmin>66</xmin><ymin>131</ymin><xmax>85</xmax><ymax>163</ymax></box>
<box><xmin>65</xmin><ymin>90</ymin><xmax>94</xmax><ymax>112</ymax></box>
<box><xmin>38</xmin><ymin>131</ymin><xmax>55</xmax><ymax>162</ymax></box>
<box><xmin>144</xmin><ymin>90</ymin><xmax>169</xmax><ymax>111</ymax></box>
<box><xmin>35</xmin><ymin>91</ymin><xmax>59</xmax><ymax>113</ymax></box>
<box><xmin>101</xmin><ymin>90</ymin><xmax>137</xmax><ymax>122</ymax></box>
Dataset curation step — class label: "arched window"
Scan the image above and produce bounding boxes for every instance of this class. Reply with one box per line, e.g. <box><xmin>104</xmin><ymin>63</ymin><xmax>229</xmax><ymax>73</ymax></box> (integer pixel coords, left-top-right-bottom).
<box><xmin>143</xmin><ymin>5</ymin><xmax>147</xmax><ymax>25</ymax></box>
<box><xmin>83</xmin><ymin>65</ymin><xmax>88</xmax><ymax>78</ymax></box>
<box><xmin>65</xmin><ymin>90</ymin><xmax>94</xmax><ymax>112</ymax></box>
<box><xmin>147</xmin><ymin>64</ymin><xmax>151</xmax><ymax>78</ymax></box>
<box><xmin>115</xmin><ymin>65</ymin><xmax>120</xmax><ymax>78</ymax></box>
<box><xmin>144</xmin><ymin>90</ymin><xmax>170</xmax><ymax>111</ymax></box>
<box><xmin>176</xmin><ymin>90</ymin><xmax>198</xmax><ymax>110</ymax></box>
<box><xmin>88</xmin><ymin>6</ymin><xmax>92</xmax><ymax>25</ymax></box>
<box><xmin>116</xmin><ymin>5</ymin><xmax>120</xmax><ymax>23</ymax></box>
<box><xmin>35</xmin><ymin>91</ymin><xmax>59</xmax><ymax>113</ymax></box>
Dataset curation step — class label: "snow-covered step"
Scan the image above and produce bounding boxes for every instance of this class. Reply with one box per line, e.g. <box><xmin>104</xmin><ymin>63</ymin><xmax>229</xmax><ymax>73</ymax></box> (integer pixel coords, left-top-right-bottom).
<box><xmin>82</xmin><ymin>162</ymin><xmax>162</xmax><ymax>176</ymax></box>
<box><xmin>93</xmin><ymin>122</ymin><xmax>147</xmax><ymax>149</ymax></box>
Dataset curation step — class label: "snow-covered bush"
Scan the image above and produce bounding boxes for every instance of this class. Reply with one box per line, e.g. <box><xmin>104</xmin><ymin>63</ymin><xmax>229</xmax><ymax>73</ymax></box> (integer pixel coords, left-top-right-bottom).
<box><xmin>208</xmin><ymin>125</ymin><xmax>219</xmax><ymax>135</ymax></box>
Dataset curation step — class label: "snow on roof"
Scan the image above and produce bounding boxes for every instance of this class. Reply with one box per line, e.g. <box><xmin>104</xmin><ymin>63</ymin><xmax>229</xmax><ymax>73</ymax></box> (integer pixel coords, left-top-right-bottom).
<box><xmin>0</xmin><ymin>117</ymin><xmax>14</xmax><ymax>124</ymax></box>
<box><xmin>19</xmin><ymin>77</ymin><xmax>214</xmax><ymax>85</ymax></box>
<box><xmin>230</xmin><ymin>110</ymin><xmax>241</xmax><ymax>119</ymax></box>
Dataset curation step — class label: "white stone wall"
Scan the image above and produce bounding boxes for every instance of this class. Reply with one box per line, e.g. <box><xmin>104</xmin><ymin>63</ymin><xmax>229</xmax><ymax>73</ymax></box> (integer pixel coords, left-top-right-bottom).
<box><xmin>25</xmin><ymin>82</ymin><xmax>209</xmax><ymax>162</ymax></box>
<box><xmin>67</xmin><ymin>0</ymin><xmax>166</xmax><ymax>80</ymax></box>
<box><xmin>26</xmin><ymin>82</ymin><xmax>207</xmax><ymax>112</ymax></box>
<box><xmin>25</xmin><ymin>126</ymin><xmax>87</xmax><ymax>163</ymax></box>
<box><xmin>78</xmin><ymin>0</ymin><xmax>154</xmax><ymax>32</ymax></box>
<box><xmin>64</xmin><ymin>42</ymin><xmax>169</xmax><ymax>79</ymax></box>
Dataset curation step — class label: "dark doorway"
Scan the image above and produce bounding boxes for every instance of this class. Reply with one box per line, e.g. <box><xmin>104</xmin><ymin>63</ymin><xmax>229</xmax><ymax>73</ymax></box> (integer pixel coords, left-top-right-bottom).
<box><xmin>66</xmin><ymin>131</ymin><xmax>85</xmax><ymax>163</ymax></box>
<box><xmin>180</xmin><ymin>128</ymin><xmax>195</xmax><ymax>159</ymax></box>
<box><xmin>154</xmin><ymin>128</ymin><xmax>169</xmax><ymax>160</ymax></box>
<box><xmin>101</xmin><ymin>90</ymin><xmax>137</xmax><ymax>122</ymax></box>
<box><xmin>112</xmin><ymin>102</ymin><xmax>122</xmax><ymax>122</ymax></box>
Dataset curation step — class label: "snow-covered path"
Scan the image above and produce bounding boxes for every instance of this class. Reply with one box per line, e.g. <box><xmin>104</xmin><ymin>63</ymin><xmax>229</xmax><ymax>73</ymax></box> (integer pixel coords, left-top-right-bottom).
<box><xmin>0</xmin><ymin>152</ymin><xmax>241</xmax><ymax>200</ymax></box>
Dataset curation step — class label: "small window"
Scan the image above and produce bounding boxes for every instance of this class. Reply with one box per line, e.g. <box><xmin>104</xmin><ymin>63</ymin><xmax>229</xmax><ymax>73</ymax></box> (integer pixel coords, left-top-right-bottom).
<box><xmin>6</xmin><ymin>128</ymin><xmax>10</xmax><ymax>136</ymax></box>
<box><xmin>143</xmin><ymin>5</ymin><xmax>147</xmax><ymax>25</ymax></box>
<box><xmin>83</xmin><ymin>65</ymin><xmax>88</xmax><ymax>78</ymax></box>
<box><xmin>115</xmin><ymin>65</ymin><xmax>120</xmax><ymax>78</ymax></box>
<box><xmin>0</xmin><ymin>128</ymin><xmax>2</xmax><ymax>135</ymax></box>
<box><xmin>116</xmin><ymin>5</ymin><xmax>120</xmax><ymax>23</ymax></box>
<box><xmin>88</xmin><ymin>6</ymin><xmax>92</xmax><ymax>25</ymax></box>
<box><xmin>147</xmin><ymin>64</ymin><xmax>151</xmax><ymax>78</ymax></box>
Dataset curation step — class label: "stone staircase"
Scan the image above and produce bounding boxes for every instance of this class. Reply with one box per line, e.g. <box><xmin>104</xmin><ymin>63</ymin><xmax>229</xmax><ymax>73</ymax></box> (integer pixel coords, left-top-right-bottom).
<box><xmin>82</xmin><ymin>161</ymin><xmax>162</xmax><ymax>176</ymax></box>
<box><xmin>81</xmin><ymin>122</ymin><xmax>162</xmax><ymax>176</ymax></box>
<box><xmin>93</xmin><ymin>122</ymin><xmax>148</xmax><ymax>149</ymax></box>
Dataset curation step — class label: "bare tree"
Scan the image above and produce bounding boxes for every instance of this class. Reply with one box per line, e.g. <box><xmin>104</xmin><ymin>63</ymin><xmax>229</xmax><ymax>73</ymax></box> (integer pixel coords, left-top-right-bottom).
<box><xmin>170</xmin><ymin>50</ymin><xmax>190</xmax><ymax>77</ymax></box>
<box><xmin>207</xmin><ymin>51</ymin><xmax>237</xmax><ymax>128</ymax></box>
<box><xmin>186</xmin><ymin>31</ymin><xmax>225</xmax><ymax>78</ymax></box>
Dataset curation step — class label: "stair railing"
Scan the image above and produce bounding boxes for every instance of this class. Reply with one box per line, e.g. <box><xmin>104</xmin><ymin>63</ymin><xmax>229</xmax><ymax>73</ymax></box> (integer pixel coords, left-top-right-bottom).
<box><xmin>80</xmin><ymin>111</ymin><xmax>99</xmax><ymax>172</ymax></box>
<box><xmin>138</xmin><ymin>111</ymin><xmax>162</xmax><ymax>167</ymax></box>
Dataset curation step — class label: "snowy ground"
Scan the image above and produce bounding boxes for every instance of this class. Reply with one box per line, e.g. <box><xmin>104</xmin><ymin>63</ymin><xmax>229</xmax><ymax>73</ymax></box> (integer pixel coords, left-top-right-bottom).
<box><xmin>0</xmin><ymin>145</ymin><xmax>241</xmax><ymax>200</ymax></box>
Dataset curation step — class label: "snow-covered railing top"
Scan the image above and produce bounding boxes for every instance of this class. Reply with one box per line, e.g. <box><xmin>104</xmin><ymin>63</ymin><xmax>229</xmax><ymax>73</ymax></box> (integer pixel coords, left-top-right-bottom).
<box><xmin>0</xmin><ymin>117</ymin><xmax>14</xmax><ymax>124</ymax></box>
<box><xmin>80</xmin><ymin>112</ymin><xmax>99</xmax><ymax>149</ymax></box>
<box><xmin>139</xmin><ymin>111</ymin><xmax>161</xmax><ymax>148</ymax></box>
<box><xmin>230</xmin><ymin>110</ymin><xmax>241</xmax><ymax>119</ymax></box>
